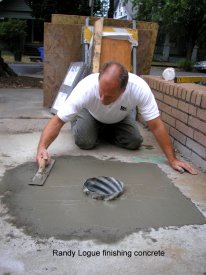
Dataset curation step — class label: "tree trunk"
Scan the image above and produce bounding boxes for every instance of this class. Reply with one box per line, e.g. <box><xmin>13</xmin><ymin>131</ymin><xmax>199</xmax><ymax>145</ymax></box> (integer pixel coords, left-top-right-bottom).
<box><xmin>186</xmin><ymin>40</ymin><xmax>195</xmax><ymax>60</ymax></box>
<box><xmin>0</xmin><ymin>51</ymin><xmax>17</xmax><ymax>77</ymax></box>
<box><xmin>162</xmin><ymin>33</ymin><xmax>170</xmax><ymax>61</ymax></box>
<box><xmin>185</xmin><ymin>29</ymin><xmax>198</xmax><ymax>60</ymax></box>
<box><xmin>191</xmin><ymin>45</ymin><xmax>198</xmax><ymax>62</ymax></box>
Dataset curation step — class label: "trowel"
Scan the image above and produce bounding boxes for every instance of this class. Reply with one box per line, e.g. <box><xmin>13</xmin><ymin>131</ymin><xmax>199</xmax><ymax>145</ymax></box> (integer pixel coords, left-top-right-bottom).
<box><xmin>30</xmin><ymin>158</ymin><xmax>55</xmax><ymax>186</ymax></box>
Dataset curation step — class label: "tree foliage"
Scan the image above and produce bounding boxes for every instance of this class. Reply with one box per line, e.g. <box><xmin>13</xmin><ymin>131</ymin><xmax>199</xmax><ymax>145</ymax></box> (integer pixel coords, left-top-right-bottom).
<box><xmin>0</xmin><ymin>19</ymin><xmax>27</xmax><ymax>52</ymax></box>
<box><xmin>128</xmin><ymin>0</ymin><xmax>206</xmax><ymax>59</ymax></box>
<box><xmin>24</xmin><ymin>0</ymin><xmax>103</xmax><ymax>21</ymax></box>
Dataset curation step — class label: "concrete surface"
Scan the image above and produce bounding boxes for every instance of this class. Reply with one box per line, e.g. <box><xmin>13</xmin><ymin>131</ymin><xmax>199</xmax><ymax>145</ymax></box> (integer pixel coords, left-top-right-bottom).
<box><xmin>1</xmin><ymin>157</ymin><xmax>204</xmax><ymax>243</ymax></box>
<box><xmin>0</xmin><ymin>87</ymin><xmax>206</xmax><ymax>275</ymax></box>
<box><xmin>8</xmin><ymin>63</ymin><xmax>43</xmax><ymax>76</ymax></box>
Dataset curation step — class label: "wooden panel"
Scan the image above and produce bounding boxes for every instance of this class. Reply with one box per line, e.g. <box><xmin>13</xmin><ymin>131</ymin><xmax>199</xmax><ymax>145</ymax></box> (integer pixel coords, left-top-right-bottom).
<box><xmin>92</xmin><ymin>18</ymin><xmax>104</xmax><ymax>73</ymax></box>
<box><xmin>137</xmin><ymin>30</ymin><xmax>152</xmax><ymax>75</ymax></box>
<box><xmin>100</xmin><ymin>38</ymin><xmax>131</xmax><ymax>71</ymax></box>
<box><xmin>43</xmin><ymin>23</ymin><xmax>82</xmax><ymax>107</ymax></box>
<box><xmin>51</xmin><ymin>14</ymin><xmax>159</xmax><ymax>75</ymax></box>
<box><xmin>43</xmin><ymin>14</ymin><xmax>159</xmax><ymax>108</ymax></box>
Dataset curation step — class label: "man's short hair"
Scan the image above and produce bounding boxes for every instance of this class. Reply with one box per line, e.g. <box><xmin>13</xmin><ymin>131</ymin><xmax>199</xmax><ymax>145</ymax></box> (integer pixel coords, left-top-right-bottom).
<box><xmin>99</xmin><ymin>61</ymin><xmax>129</xmax><ymax>90</ymax></box>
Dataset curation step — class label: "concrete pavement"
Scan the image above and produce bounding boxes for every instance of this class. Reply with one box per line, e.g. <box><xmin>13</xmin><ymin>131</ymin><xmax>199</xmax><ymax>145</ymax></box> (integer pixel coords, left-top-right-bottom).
<box><xmin>0</xmin><ymin>87</ymin><xmax>206</xmax><ymax>274</ymax></box>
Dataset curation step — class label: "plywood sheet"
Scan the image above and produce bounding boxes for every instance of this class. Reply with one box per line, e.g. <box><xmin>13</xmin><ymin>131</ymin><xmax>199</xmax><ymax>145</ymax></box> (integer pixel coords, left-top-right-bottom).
<box><xmin>100</xmin><ymin>38</ymin><xmax>132</xmax><ymax>71</ymax></box>
<box><xmin>44</xmin><ymin>23</ymin><xmax>82</xmax><ymax>107</ymax></box>
<box><xmin>51</xmin><ymin>14</ymin><xmax>158</xmax><ymax>75</ymax></box>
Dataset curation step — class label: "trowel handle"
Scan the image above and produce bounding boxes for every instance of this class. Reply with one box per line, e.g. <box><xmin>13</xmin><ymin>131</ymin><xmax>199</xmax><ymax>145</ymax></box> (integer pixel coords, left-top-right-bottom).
<box><xmin>38</xmin><ymin>158</ymin><xmax>46</xmax><ymax>173</ymax></box>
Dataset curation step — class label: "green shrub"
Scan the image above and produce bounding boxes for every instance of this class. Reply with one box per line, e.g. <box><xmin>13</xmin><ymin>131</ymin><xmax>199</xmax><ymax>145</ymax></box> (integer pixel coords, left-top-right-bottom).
<box><xmin>177</xmin><ymin>59</ymin><xmax>194</xmax><ymax>71</ymax></box>
<box><xmin>0</xmin><ymin>19</ymin><xmax>27</xmax><ymax>61</ymax></box>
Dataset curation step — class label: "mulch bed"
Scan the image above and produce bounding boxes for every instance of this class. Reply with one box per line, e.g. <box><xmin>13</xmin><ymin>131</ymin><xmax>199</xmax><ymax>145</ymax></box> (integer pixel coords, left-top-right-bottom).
<box><xmin>0</xmin><ymin>76</ymin><xmax>43</xmax><ymax>88</ymax></box>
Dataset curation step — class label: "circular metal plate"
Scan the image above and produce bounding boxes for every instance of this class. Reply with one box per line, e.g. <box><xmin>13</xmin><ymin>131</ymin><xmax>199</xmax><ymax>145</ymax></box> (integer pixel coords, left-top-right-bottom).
<box><xmin>83</xmin><ymin>176</ymin><xmax>124</xmax><ymax>201</ymax></box>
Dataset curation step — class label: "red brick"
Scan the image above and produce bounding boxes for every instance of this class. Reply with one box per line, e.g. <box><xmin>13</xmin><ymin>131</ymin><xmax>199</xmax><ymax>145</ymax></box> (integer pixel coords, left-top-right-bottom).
<box><xmin>175</xmin><ymin>86</ymin><xmax>182</xmax><ymax>99</ymax></box>
<box><xmin>142</xmin><ymin>75</ymin><xmax>149</xmax><ymax>83</ymax></box>
<box><xmin>159</xmin><ymin>81</ymin><xmax>164</xmax><ymax>92</ymax></box>
<box><xmin>194</xmin><ymin>131</ymin><xmax>206</xmax><ymax>147</ymax></box>
<box><xmin>173</xmin><ymin>140</ymin><xmax>192</xmax><ymax>159</ymax></box>
<box><xmin>197</xmin><ymin>108</ymin><xmax>206</xmax><ymax>121</ymax></box>
<box><xmin>178</xmin><ymin>101</ymin><xmax>190</xmax><ymax>113</ymax></box>
<box><xmin>180</xmin><ymin>83</ymin><xmax>197</xmax><ymax>102</ymax></box>
<box><xmin>186</xmin><ymin>138</ymin><xmax>206</xmax><ymax>159</ymax></box>
<box><xmin>191</xmin><ymin>91</ymin><xmax>197</xmax><ymax>104</ymax></box>
<box><xmin>188</xmin><ymin>104</ymin><xmax>197</xmax><ymax>116</ymax></box>
<box><xmin>171</xmin><ymin>108</ymin><xmax>188</xmax><ymax>123</ymax></box>
<box><xmin>201</xmin><ymin>94</ymin><xmax>206</xmax><ymax>108</ymax></box>
<box><xmin>153</xmin><ymin>79</ymin><xmax>157</xmax><ymax>90</ymax></box>
<box><xmin>156</xmin><ymin>79</ymin><xmax>160</xmax><ymax>91</ymax></box>
<box><xmin>176</xmin><ymin>120</ymin><xmax>194</xmax><ymax>138</ymax></box>
<box><xmin>195</xmin><ymin>92</ymin><xmax>204</xmax><ymax>107</ymax></box>
<box><xmin>165</xmin><ymin>83</ymin><xmax>171</xmax><ymax>94</ymax></box>
<box><xmin>185</xmin><ymin>89</ymin><xmax>195</xmax><ymax>102</ymax></box>
<box><xmin>155</xmin><ymin>99</ymin><xmax>161</xmax><ymax>109</ymax></box>
<box><xmin>170</xmin><ymin>127</ymin><xmax>187</xmax><ymax>144</ymax></box>
<box><xmin>174</xmin><ymin>84</ymin><xmax>179</xmax><ymax>97</ymax></box>
<box><xmin>190</xmin><ymin>152</ymin><xmax>206</xmax><ymax>171</ymax></box>
<box><xmin>164</xmin><ymin>123</ymin><xmax>170</xmax><ymax>132</ymax></box>
<box><xmin>169</xmin><ymin>84</ymin><xmax>174</xmax><ymax>96</ymax></box>
<box><xmin>194</xmin><ymin>84</ymin><xmax>206</xmax><ymax>93</ymax></box>
<box><xmin>153</xmin><ymin>90</ymin><xmax>164</xmax><ymax>101</ymax></box>
<box><xmin>158</xmin><ymin>102</ymin><xmax>172</xmax><ymax>114</ymax></box>
<box><xmin>181</xmin><ymin>87</ymin><xmax>187</xmax><ymax>100</ymax></box>
<box><xmin>164</xmin><ymin>95</ymin><xmax>178</xmax><ymax>108</ymax></box>
<box><xmin>188</xmin><ymin>116</ymin><xmax>206</xmax><ymax>132</ymax></box>
<box><xmin>162</xmin><ymin>82</ymin><xmax>168</xmax><ymax>94</ymax></box>
<box><xmin>170</xmin><ymin>136</ymin><xmax>174</xmax><ymax>144</ymax></box>
<box><xmin>155</xmin><ymin>78</ymin><xmax>160</xmax><ymax>90</ymax></box>
<box><xmin>162</xmin><ymin>112</ymin><xmax>176</xmax><ymax>127</ymax></box>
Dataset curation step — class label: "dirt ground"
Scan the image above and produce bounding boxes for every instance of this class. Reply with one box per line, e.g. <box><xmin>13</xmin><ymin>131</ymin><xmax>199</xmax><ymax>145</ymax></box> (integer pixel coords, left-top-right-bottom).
<box><xmin>0</xmin><ymin>76</ymin><xmax>43</xmax><ymax>88</ymax></box>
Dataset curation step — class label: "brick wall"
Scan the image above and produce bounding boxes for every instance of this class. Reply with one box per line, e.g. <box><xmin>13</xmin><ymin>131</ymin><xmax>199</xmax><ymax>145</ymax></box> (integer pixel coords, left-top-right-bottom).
<box><xmin>141</xmin><ymin>75</ymin><xmax>206</xmax><ymax>171</ymax></box>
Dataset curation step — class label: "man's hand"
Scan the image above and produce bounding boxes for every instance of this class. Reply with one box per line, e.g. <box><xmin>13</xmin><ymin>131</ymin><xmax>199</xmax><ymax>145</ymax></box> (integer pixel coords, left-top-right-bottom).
<box><xmin>36</xmin><ymin>115</ymin><xmax>65</xmax><ymax>167</ymax></box>
<box><xmin>169</xmin><ymin>158</ymin><xmax>197</xmax><ymax>175</ymax></box>
<box><xmin>147</xmin><ymin>117</ymin><xmax>197</xmax><ymax>175</ymax></box>
<box><xmin>36</xmin><ymin>147</ymin><xmax>51</xmax><ymax>167</ymax></box>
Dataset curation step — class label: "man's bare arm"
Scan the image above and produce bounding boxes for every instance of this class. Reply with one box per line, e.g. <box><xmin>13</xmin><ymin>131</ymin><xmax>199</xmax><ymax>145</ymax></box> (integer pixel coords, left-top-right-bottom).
<box><xmin>147</xmin><ymin>116</ymin><xmax>197</xmax><ymax>175</ymax></box>
<box><xmin>36</xmin><ymin>115</ymin><xmax>65</xmax><ymax>165</ymax></box>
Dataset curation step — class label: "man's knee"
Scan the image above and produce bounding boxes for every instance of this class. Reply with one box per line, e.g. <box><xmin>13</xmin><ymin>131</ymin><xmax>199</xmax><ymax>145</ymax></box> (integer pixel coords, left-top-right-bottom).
<box><xmin>124</xmin><ymin>136</ymin><xmax>143</xmax><ymax>150</ymax></box>
<box><xmin>74</xmin><ymin>137</ymin><xmax>97</xmax><ymax>150</ymax></box>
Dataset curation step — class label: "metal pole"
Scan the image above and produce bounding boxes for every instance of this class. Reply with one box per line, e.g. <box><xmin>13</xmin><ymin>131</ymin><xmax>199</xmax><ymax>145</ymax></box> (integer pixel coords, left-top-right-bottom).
<box><xmin>132</xmin><ymin>19</ymin><xmax>137</xmax><ymax>75</ymax></box>
<box><xmin>83</xmin><ymin>17</ymin><xmax>90</xmax><ymax>65</ymax></box>
<box><xmin>132</xmin><ymin>20</ymin><xmax>137</xmax><ymax>119</ymax></box>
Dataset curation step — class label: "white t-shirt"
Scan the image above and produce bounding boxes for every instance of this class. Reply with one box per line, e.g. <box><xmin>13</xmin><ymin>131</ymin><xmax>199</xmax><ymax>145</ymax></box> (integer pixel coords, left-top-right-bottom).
<box><xmin>57</xmin><ymin>73</ymin><xmax>160</xmax><ymax>124</ymax></box>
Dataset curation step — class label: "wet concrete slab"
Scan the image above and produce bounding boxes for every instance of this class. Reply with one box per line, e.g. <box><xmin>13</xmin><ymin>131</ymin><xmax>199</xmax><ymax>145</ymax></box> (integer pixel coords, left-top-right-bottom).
<box><xmin>0</xmin><ymin>156</ymin><xmax>205</xmax><ymax>243</ymax></box>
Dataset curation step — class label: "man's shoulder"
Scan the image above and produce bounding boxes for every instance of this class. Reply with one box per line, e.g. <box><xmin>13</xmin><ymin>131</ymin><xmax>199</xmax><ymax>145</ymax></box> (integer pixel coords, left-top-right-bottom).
<box><xmin>128</xmin><ymin>72</ymin><xmax>144</xmax><ymax>83</ymax></box>
<box><xmin>74</xmin><ymin>73</ymin><xmax>99</xmax><ymax>92</ymax></box>
<box><xmin>128</xmin><ymin>73</ymin><xmax>150</xmax><ymax>90</ymax></box>
<box><xmin>83</xmin><ymin>73</ymin><xmax>99</xmax><ymax>82</ymax></box>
